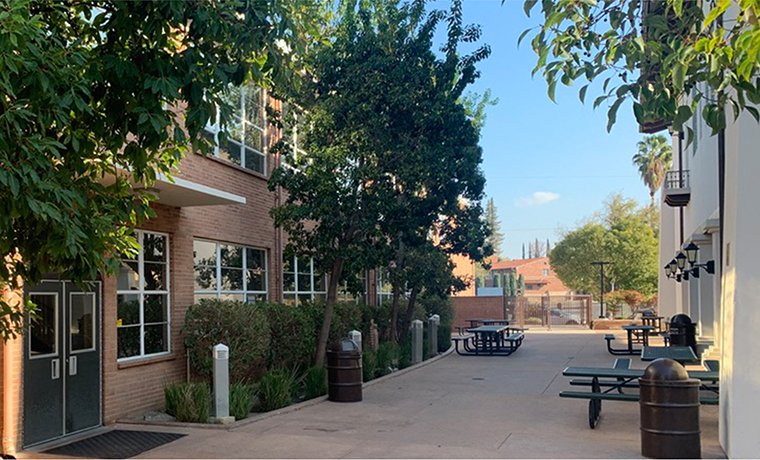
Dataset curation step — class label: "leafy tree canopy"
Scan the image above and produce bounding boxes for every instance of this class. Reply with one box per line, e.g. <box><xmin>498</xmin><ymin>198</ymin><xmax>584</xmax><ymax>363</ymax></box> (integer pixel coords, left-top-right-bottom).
<box><xmin>522</xmin><ymin>0</ymin><xmax>760</xmax><ymax>135</ymax></box>
<box><xmin>550</xmin><ymin>194</ymin><xmax>658</xmax><ymax>298</ymax></box>
<box><xmin>0</xmin><ymin>0</ymin><xmax>323</xmax><ymax>339</ymax></box>
<box><xmin>270</xmin><ymin>0</ymin><xmax>490</xmax><ymax>361</ymax></box>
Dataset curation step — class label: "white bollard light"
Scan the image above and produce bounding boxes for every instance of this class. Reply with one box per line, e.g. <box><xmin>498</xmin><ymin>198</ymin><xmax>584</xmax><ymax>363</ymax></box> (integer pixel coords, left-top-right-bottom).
<box><xmin>349</xmin><ymin>330</ymin><xmax>362</xmax><ymax>352</ymax></box>
<box><xmin>212</xmin><ymin>343</ymin><xmax>234</xmax><ymax>424</ymax></box>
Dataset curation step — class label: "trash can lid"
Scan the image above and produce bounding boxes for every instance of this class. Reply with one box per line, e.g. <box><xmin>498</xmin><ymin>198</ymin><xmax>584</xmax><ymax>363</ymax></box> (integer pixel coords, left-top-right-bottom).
<box><xmin>340</xmin><ymin>339</ymin><xmax>359</xmax><ymax>352</ymax></box>
<box><xmin>670</xmin><ymin>313</ymin><xmax>692</xmax><ymax>325</ymax></box>
<box><xmin>643</xmin><ymin>358</ymin><xmax>689</xmax><ymax>381</ymax></box>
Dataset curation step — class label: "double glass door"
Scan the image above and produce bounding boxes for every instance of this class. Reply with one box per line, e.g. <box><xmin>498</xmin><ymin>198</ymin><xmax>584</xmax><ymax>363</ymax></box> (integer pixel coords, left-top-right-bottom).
<box><xmin>23</xmin><ymin>280</ymin><xmax>101</xmax><ymax>447</ymax></box>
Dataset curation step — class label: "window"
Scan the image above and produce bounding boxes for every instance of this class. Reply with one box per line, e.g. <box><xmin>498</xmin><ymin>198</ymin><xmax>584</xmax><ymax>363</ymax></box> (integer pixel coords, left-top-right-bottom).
<box><xmin>206</xmin><ymin>83</ymin><xmax>267</xmax><ymax>174</ymax></box>
<box><xmin>193</xmin><ymin>240</ymin><xmax>268</xmax><ymax>303</ymax></box>
<box><xmin>283</xmin><ymin>256</ymin><xmax>326</xmax><ymax>305</ymax></box>
<box><xmin>337</xmin><ymin>273</ymin><xmax>367</xmax><ymax>304</ymax></box>
<box><xmin>116</xmin><ymin>231</ymin><xmax>170</xmax><ymax>360</ymax></box>
<box><xmin>542</xmin><ymin>269</ymin><xmax>550</xmax><ymax>277</ymax></box>
<box><xmin>376</xmin><ymin>269</ymin><xmax>393</xmax><ymax>306</ymax></box>
<box><xmin>280</xmin><ymin>103</ymin><xmax>310</xmax><ymax>169</ymax></box>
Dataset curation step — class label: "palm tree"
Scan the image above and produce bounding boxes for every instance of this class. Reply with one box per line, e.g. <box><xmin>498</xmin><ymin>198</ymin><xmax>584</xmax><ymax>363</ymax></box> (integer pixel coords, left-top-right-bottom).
<box><xmin>633</xmin><ymin>134</ymin><xmax>673</xmax><ymax>206</ymax></box>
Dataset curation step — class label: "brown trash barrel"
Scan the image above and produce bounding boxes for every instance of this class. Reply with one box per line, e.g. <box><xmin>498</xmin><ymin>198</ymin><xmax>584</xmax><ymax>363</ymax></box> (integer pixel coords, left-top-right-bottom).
<box><xmin>639</xmin><ymin>358</ymin><xmax>701</xmax><ymax>459</ymax></box>
<box><xmin>326</xmin><ymin>347</ymin><xmax>362</xmax><ymax>403</ymax></box>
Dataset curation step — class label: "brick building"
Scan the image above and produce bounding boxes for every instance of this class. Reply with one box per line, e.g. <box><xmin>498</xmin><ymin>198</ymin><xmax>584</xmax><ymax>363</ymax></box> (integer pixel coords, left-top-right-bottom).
<box><xmin>0</xmin><ymin>84</ymin><xmax>385</xmax><ymax>452</ymax></box>
<box><xmin>483</xmin><ymin>257</ymin><xmax>571</xmax><ymax>297</ymax></box>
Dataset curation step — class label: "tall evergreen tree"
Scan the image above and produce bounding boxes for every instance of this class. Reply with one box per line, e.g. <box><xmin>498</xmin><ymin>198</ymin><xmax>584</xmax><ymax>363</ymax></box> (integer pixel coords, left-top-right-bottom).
<box><xmin>484</xmin><ymin>198</ymin><xmax>504</xmax><ymax>259</ymax></box>
<box><xmin>522</xmin><ymin>243</ymin><xmax>526</xmax><ymax>259</ymax></box>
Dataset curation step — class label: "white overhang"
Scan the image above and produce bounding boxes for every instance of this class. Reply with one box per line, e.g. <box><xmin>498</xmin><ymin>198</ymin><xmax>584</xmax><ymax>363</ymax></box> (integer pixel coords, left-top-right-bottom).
<box><xmin>100</xmin><ymin>171</ymin><xmax>246</xmax><ymax>207</ymax></box>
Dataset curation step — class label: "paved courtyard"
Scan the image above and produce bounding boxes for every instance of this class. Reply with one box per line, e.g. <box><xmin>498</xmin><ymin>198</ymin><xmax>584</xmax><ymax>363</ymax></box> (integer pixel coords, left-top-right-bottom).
<box><xmin>32</xmin><ymin>330</ymin><xmax>724</xmax><ymax>458</ymax></box>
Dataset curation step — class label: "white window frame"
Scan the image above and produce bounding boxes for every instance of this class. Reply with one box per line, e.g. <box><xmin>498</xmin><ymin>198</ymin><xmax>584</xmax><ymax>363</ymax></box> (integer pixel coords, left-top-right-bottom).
<box><xmin>376</xmin><ymin>269</ymin><xmax>393</xmax><ymax>306</ymax></box>
<box><xmin>283</xmin><ymin>256</ymin><xmax>326</xmax><ymax>305</ymax></box>
<box><xmin>205</xmin><ymin>84</ymin><xmax>268</xmax><ymax>175</ymax></box>
<box><xmin>116</xmin><ymin>230</ymin><xmax>171</xmax><ymax>361</ymax></box>
<box><xmin>193</xmin><ymin>239</ymin><xmax>269</xmax><ymax>303</ymax></box>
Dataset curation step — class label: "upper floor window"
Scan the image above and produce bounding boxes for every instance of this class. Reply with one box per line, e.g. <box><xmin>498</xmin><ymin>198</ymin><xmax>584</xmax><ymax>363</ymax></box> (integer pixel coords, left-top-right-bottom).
<box><xmin>281</xmin><ymin>104</ymin><xmax>309</xmax><ymax>169</ymax></box>
<box><xmin>116</xmin><ymin>231</ymin><xmax>170</xmax><ymax>360</ymax></box>
<box><xmin>542</xmin><ymin>269</ymin><xmax>550</xmax><ymax>277</ymax></box>
<box><xmin>376</xmin><ymin>269</ymin><xmax>393</xmax><ymax>306</ymax></box>
<box><xmin>283</xmin><ymin>256</ymin><xmax>326</xmax><ymax>305</ymax></box>
<box><xmin>206</xmin><ymin>84</ymin><xmax>267</xmax><ymax>175</ymax></box>
<box><xmin>193</xmin><ymin>240</ymin><xmax>268</xmax><ymax>303</ymax></box>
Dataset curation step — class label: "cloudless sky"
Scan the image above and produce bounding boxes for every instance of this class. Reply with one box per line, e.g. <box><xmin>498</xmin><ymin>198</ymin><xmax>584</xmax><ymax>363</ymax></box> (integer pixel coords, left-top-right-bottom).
<box><xmin>428</xmin><ymin>0</ymin><xmax>652</xmax><ymax>259</ymax></box>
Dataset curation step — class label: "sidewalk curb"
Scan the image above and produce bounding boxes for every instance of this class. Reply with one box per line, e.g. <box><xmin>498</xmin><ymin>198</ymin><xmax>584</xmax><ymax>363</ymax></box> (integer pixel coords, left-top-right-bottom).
<box><xmin>118</xmin><ymin>344</ymin><xmax>455</xmax><ymax>432</ymax></box>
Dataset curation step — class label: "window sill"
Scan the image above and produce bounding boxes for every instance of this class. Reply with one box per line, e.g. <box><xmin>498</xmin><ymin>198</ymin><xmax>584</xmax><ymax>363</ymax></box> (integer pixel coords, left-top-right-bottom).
<box><xmin>196</xmin><ymin>152</ymin><xmax>269</xmax><ymax>181</ymax></box>
<box><xmin>117</xmin><ymin>353</ymin><xmax>175</xmax><ymax>370</ymax></box>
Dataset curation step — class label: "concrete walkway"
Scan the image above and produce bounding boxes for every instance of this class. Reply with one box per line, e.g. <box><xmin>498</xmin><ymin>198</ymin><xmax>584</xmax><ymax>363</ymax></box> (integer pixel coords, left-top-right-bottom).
<box><xmin>67</xmin><ymin>331</ymin><xmax>731</xmax><ymax>458</ymax></box>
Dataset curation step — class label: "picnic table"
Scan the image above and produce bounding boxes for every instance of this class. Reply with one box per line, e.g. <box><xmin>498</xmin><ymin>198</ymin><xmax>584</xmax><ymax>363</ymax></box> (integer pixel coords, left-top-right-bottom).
<box><xmin>641</xmin><ymin>315</ymin><xmax>664</xmax><ymax>333</ymax></box>
<box><xmin>641</xmin><ymin>345</ymin><xmax>699</xmax><ymax>364</ymax></box>
<box><xmin>560</xmin><ymin>365</ymin><xmax>719</xmax><ymax>428</ymax></box>
<box><xmin>482</xmin><ymin>319</ymin><xmax>510</xmax><ymax>326</ymax></box>
<box><xmin>604</xmin><ymin>325</ymin><xmax>655</xmax><ymax>355</ymax></box>
<box><xmin>452</xmin><ymin>325</ymin><xmax>524</xmax><ymax>356</ymax></box>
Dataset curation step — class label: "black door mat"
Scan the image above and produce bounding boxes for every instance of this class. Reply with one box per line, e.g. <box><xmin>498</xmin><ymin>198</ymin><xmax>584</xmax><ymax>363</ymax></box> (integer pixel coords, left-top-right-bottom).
<box><xmin>42</xmin><ymin>429</ymin><xmax>186</xmax><ymax>458</ymax></box>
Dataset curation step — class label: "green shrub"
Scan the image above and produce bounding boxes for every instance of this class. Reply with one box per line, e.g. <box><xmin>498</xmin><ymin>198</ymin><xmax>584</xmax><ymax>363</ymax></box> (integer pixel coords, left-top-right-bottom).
<box><xmin>184</xmin><ymin>299</ymin><xmax>270</xmax><ymax>383</ymax></box>
<box><xmin>258</xmin><ymin>369</ymin><xmax>294</xmax><ymax>412</ymax></box>
<box><xmin>164</xmin><ymin>382</ymin><xmax>210</xmax><ymax>423</ymax></box>
<box><xmin>362</xmin><ymin>350</ymin><xmax>377</xmax><ymax>382</ymax></box>
<box><xmin>230</xmin><ymin>383</ymin><xmax>255</xmax><ymax>420</ymax></box>
<box><xmin>398</xmin><ymin>336</ymin><xmax>412</xmax><ymax>369</ymax></box>
<box><xmin>302</xmin><ymin>366</ymin><xmax>327</xmax><ymax>400</ymax></box>
<box><xmin>260</xmin><ymin>302</ymin><xmax>319</xmax><ymax>372</ymax></box>
<box><xmin>525</xmin><ymin>316</ymin><xmax>543</xmax><ymax>325</ymax></box>
<box><xmin>375</xmin><ymin>341</ymin><xmax>398</xmax><ymax>376</ymax></box>
<box><xmin>329</xmin><ymin>302</ymin><xmax>364</xmax><ymax>348</ymax></box>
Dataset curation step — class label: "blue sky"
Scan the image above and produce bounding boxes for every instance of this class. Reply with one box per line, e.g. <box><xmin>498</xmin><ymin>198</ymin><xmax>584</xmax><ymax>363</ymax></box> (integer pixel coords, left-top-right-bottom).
<box><xmin>428</xmin><ymin>0</ymin><xmax>652</xmax><ymax>259</ymax></box>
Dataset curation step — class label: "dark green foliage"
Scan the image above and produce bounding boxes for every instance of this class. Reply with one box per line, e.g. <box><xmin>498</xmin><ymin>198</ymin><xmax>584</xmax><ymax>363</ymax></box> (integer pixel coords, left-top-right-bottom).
<box><xmin>229</xmin><ymin>383</ymin><xmax>255</xmax><ymax>420</ymax></box>
<box><xmin>375</xmin><ymin>342</ymin><xmax>399</xmax><ymax>376</ymax></box>
<box><xmin>362</xmin><ymin>350</ymin><xmax>377</xmax><ymax>382</ymax></box>
<box><xmin>398</xmin><ymin>336</ymin><xmax>412</xmax><ymax>369</ymax></box>
<box><xmin>0</xmin><ymin>0</ymin><xmax>323</xmax><ymax>339</ymax></box>
<box><xmin>302</xmin><ymin>366</ymin><xmax>327</xmax><ymax>400</ymax></box>
<box><xmin>329</xmin><ymin>302</ymin><xmax>363</xmax><ymax>349</ymax></box>
<box><xmin>257</xmin><ymin>369</ymin><xmax>295</xmax><ymax>412</ymax></box>
<box><xmin>164</xmin><ymin>383</ymin><xmax>210</xmax><ymax>423</ymax></box>
<box><xmin>260</xmin><ymin>302</ymin><xmax>320</xmax><ymax>372</ymax></box>
<box><xmin>184</xmin><ymin>299</ymin><xmax>270</xmax><ymax>383</ymax></box>
<box><xmin>438</xmin><ymin>324</ymin><xmax>452</xmax><ymax>353</ymax></box>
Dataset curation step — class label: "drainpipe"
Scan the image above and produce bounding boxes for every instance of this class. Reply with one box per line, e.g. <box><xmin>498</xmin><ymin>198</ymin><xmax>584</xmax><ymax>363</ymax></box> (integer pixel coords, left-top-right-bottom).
<box><xmin>678</xmin><ymin>131</ymin><xmax>685</xmax><ymax>245</ymax></box>
<box><xmin>718</xmin><ymin>130</ymin><xmax>725</xmax><ymax>268</ymax></box>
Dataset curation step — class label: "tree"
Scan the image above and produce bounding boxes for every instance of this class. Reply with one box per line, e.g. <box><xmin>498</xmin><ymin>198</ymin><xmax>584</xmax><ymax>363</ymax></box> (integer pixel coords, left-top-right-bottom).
<box><xmin>507</xmin><ymin>272</ymin><xmax>517</xmax><ymax>297</ymax></box>
<box><xmin>633</xmin><ymin>135</ymin><xmax>673</xmax><ymax>206</ymax></box>
<box><xmin>270</xmin><ymin>0</ymin><xmax>490</xmax><ymax>364</ymax></box>
<box><xmin>0</xmin><ymin>0</ymin><xmax>320</xmax><ymax>340</ymax></box>
<box><xmin>550</xmin><ymin>194</ymin><xmax>659</xmax><ymax>299</ymax></box>
<box><xmin>522</xmin><ymin>243</ymin><xmax>526</xmax><ymax>259</ymax></box>
<box><xmin>484</xmin><ymin>198</ymin><xmax>504</xmax><ymax>259</ymax></box>
<box><xmin>461</xmin><ymin>89</ymin><xmax>499</xmax><ymax>133</ymax></box>
<box><xmin>521</xmin><ymin>0</ymin><xmax>760</xmax><ymax>134</ymax></box>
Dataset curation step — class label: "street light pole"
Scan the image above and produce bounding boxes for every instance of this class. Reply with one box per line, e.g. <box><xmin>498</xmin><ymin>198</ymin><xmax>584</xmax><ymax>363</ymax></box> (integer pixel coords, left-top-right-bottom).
<box><xmin>591</xmin><ymin>261</ymin><xmax>611</xmax><ymax>318</ymax></box>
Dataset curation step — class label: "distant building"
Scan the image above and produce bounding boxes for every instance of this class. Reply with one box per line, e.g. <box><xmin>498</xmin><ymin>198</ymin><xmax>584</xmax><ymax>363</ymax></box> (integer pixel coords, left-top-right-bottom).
<box><xmin>481</xmin><ymin>257</ymin><xmax>571</xmax><ymax>297</ymax></box>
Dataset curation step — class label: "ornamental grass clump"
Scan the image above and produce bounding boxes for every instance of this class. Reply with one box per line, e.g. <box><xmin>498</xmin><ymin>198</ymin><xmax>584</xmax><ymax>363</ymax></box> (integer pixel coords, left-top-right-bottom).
<box><xmin>164</xmin><ymin>382</ymin><xmax>210</xmax><ymax>423</ymax></box>
<box><xmin>229</xmin><ymin>382</ymin><xmax>255</xmax><ymax>420</ymax></box>
<box><xmin>302</xmin><ymin>366</ymin><xmax>327</xmax><ymax>400</ymax></box>
<box><xmin>257</xmin><ymin>369</ymin><xmax>294</xmax><ymax>412</ymax></box>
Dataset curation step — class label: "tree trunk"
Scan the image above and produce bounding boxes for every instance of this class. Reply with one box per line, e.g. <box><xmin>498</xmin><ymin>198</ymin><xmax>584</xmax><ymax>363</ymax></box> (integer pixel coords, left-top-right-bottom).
<box><xmin>314</xmin><ymin>258</ymin><xmax>344</xmax><ymax>366</ymax></box>
<box><xmin>398</xmin><ymin>286</ymin><xmax>419</xmax><ymax>343</ymax></box>
<box><xmin>389</xmin><ymin>280</ymin><xmax>401</xmax><ymax>343</ymax></box>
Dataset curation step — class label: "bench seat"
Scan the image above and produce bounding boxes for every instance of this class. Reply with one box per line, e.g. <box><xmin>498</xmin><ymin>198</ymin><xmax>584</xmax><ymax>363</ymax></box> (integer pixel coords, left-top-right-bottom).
<box><xmin>505</xmin><ymin>333</ymin><xmax>524</xmax><ymax>342</ymax></box>
<box><xmin>559</xmin><ymin>391</ymin><xmax>639</xmax><ymax>402</ymax></box>
<box><xmin>604</xmin><ymin>334</ymin><xmax>615</xmax><ymax>341</ymax></box>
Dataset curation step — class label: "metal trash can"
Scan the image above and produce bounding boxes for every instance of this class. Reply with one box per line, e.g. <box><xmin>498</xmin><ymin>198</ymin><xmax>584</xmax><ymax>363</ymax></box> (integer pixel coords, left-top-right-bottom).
<box><xmin>668</xmin><ymin>314</ymin><xmax>697</xmax><ymax>354</ymax></box>
<box><xmin>639</xmin><ymin>358</ymin><xmax>701</xmax><ymax>459</ymax></box>
<box><xmin>326</xmin><ymin>339</ymin><xmax>362</xmax><ymax>402</ymax></box>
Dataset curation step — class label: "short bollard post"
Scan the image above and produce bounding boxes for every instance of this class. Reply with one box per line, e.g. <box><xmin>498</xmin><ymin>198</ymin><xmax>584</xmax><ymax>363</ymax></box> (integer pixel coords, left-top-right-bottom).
<box><xmin>639</xmin><ymin>358</ymin><xmax>701</xmax><ymax>458</ymax></box>
<box><xmin>212</xmin><ymin>343</ymin><xmax>234</xmax><ymax>424</ymax></box>
<box><xmin>349</xmin><ymin>330</ymin><xmax>362</xmax><ymax>353</ymax></box>
<box><xmin>427</xmin><ymin>315</ymin><xmax>439</xmax><ymax>357</ymax></box>
<box><xmin>411</xmin><ymin>320</ymin><xmax>423</xmax><ymax>364</ymax></box>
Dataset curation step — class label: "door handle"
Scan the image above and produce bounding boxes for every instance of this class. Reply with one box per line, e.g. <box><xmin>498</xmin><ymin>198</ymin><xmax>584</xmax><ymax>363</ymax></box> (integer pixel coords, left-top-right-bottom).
<box><xmin>68</xmin><ymin>356</ymin><xmax>77</xmax><ymax>376</ymax></box>
<box><xmin>51</xmin><ymin>359</ymin><xmax>60</xmax><ymax>380</ymax></box>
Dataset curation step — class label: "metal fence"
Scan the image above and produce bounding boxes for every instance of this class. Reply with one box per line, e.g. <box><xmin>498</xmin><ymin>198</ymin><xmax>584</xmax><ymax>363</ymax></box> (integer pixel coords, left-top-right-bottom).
<box><xmin>507</xmin><ymin>294</ymin><xmax>593</xmax><ymax>328</ymax></box>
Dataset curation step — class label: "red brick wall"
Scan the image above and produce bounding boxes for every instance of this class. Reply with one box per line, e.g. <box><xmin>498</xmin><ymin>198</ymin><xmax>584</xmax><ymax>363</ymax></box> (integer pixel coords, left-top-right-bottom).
<box><xmin>102</xmin><ymin>150</ymin><xmax>284</xmax><ymax>423</ymax></box>
<box><xmin>451</xmin><ymin>296</ymin><xmax>505</xmax><ymax>332</ymax></box>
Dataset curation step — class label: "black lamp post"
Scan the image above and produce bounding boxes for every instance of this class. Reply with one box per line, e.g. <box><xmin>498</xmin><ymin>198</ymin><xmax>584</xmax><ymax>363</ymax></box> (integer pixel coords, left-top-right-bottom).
<box><xmin>591</xmin><ymin>261</ymin><xmax>611</xmax><ymax>318</ymax></box>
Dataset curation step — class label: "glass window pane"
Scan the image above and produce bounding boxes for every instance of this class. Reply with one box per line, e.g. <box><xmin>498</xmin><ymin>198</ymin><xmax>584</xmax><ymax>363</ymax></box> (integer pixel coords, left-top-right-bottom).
<box><xmin>30</xmin><ymin>294</ymin><xmax>57</xmax><ymax>356</ymax></box>
<box><xmin>117</xmin><ymin>294</ymin><xmax>140</xmax><ymax>326</ymax></box>
<box><xmin>117</xmin><ymin>326</ymin><xmax>141</xmax><ymax>359</ymax></box>
<box><xmin>246</xmin><ymin>293</ymin><xmax>266</xmax><ymax>303</ymax></box>
<box><xmin>70</xmin><ymin>293</ymin><xmax>95</xmax><ymax>351</ymax></box>
<box><xmin>314</xmin><ymin>294</ymin><xmax>326</xmax><ymax>303</ymax></box>
<box><xmin>193</xmin><ymin>240</ymin><xmax>217</xmax><ymax>266</ymax></box>
<box><xmin>194</xmin><ymin>293</ymin><xmax>217</xmax><ymax>304</ymax></box>
<box><xmin>314</xmin><ymin>274</ymin><xmax>327</xmax><ymax>292</ymax></box>
<box><xmin>244</xmin><ymin>128</ymin><xmax>264</xmax><ymax>152</ymax></box>
<box><xmin>221</xmin><ymin>268</ymin><xmax>243</xmax><ymax>291</ymax></box>
<box><xmin>144</xmin><ymin>294</ymin><xmax>167</xmax><ymax>324</ymax></box>
<box><xmin>283</xmin><ymin>294</ymin><xmax>296</xmax><ymax>305</ymax></box>
<box><xmin>144</xmin><ymin>263</ymin><xmax>166</xmax><ymax>291</ymax></box>
<box><xmin>246</xmin><ymin>248</ymin><xmax>264</xmax><ymax>270</ymax></box>
<box><xmin>194</xmin><ymin>265</ymin><xmax>217</xmax><ymax>291</ymax></box>
<box><xmin>283</xmin><ymin>256</ymin><xmax>294</xmax><ymax>273</ymax></box>
<box><xmin>246</xmin><ymin>269</ymin><xmax>265</xmax><ymax>292</ymax></box>
<box><xmin>243</xmin><ymin>147</ymin><xmax>265</xmax><ymax>174</ymax></box>
<box><xmin>117</xmin><ymin>260</ymin><xmax>140</xmax><ymax>291</ymax></box>
<box><xmin>219</xmin><ymin>139</ymin><xmax>242</xmax><ymax>165</ymax></box>
<box><xmin>297</xmin><ymin>257</ymin><xmax>311</xmax><ymax>274</ymax></box>
<box><xmin>220</xmin><ymin>245</ymin><xmax>243</xmax><ymax>268</ymax></box>
<box><xmin>297</xmin><ymin>294</ymin><xmax>312</xmax><ymax>304</ymax></box>
<box><xmin>143</xmin><ymin>234</ymin><xmax>166</xmax><ymax>262</ymax></box>
<box><xmin>297</xmin><ymin>274</ymin><xmax>311</xmax><ymax>292</ymax></box>
<box><xmin>244</xmin><ymin>86</ymin><xmax>264</xmax><ymax>126</ymax></box>
<box><xmin>283</xmin><ymin>273</ymin><xmax>295</xmax><ymax>292</ymax></box>
<box><xmin>144</xmin><ymin>324</ymin><xmax>168</xmax><ymax>355</ymax></box>
<box><xmin>219</xmin><ymin>293</ymin><xmax>244</xmax><ymax>302</ymax></box>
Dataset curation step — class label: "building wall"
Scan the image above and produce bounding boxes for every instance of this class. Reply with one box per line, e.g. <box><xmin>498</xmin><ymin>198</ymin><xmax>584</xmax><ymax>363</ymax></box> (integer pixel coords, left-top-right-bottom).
<box><xmin>450</xmin><ymin>254</ymin><xmax>476</xmax><ymax>297</ymax></box>
<box><xmin>102</xmin><ymin>150</ymin><xmax>282</xmax><ymax>422</ymax></box>
<box><xmin>450</xmin><ymin>296</ymin><xmax>504</xmax><ymax>332</ymax></box>
<box><xmin>718</xmin><ymin>108</ymin><xmax>760</xmax><ymax>458</ymax></box>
